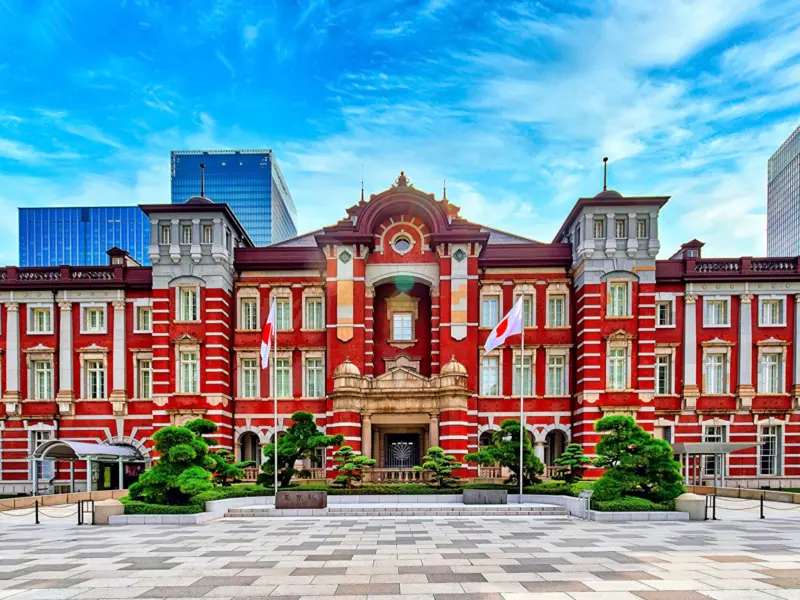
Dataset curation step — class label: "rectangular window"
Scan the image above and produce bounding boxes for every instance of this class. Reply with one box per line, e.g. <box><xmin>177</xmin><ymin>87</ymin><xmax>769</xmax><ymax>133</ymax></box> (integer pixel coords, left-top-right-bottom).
<box><xmin>276</xmin><ymin>358</ymin><xmax>291</xmax><ymax>398</ymax></box>
<box><xmin>179</xmin><ymin>288</ymin><xmax>198</xmax><ymax>321</ymax></box>
<box><xmin>275</xmin><ymin>298</ymin><xmax>291</xmax><ymax>331</ymax></box>
<box><xmin>761</xmin><ymin>298</ymin><xmax>784</xmax><ymax>326</ymax></box>
<box><xmin>305</xmin><ymin>297</ymin><xmax>324</xmax><ymax>329</ymax></box>
<box><xmin>607</xmin><ymin>347</ymin><xmax>627</xmax><ymax>390</ymax></box>
<box><xmin>179</xmin><ymin>352</ymin><xmax>199</xmax><ymax>394</ymax></box>
<box><xmin>615</xmin><ymin>219</ymin><xmax>626</xmax><ymax>239</ymax></box>
<box><xmin>392</xmin><ymin>312</ymin><xmax>413</xmax><ymax>340</ymax></box>
<box><xmin>31</xmin><ymin>307</ymin><xmax>52</xmax><ymax>333</ymax></box>
<box><xmin>594</xmin><ymin>220</ymin><xmax>604</xmax><ymax>239</ymax></box>
<box><xmin>84</xmin><ymin>307</ymin><xmax>105</xmax><ymax>333</ymax></box>
<box><xmin>86</xmin><ymin>360</ymin><xmax>105</xmax><ymax>399</ymax></box>
<box><xmin>760</xmin><ymin>352</ymin><xmax>782</xmax><ymax>394</ymax></box>
<box><xmin>33</xmin><ymin>360</ymin><xmax>52</xmax><ymax>400</ymax></box>
<box><xmin>136</xmin><ymin>306</ymin><xmax>152</xmax><ymax>332</ymax></box>
<box><xmin>759</xmin><ymin>425</ymin><xmax>781</xmax><ymax>476</ymax></box>
<box><xmin>160</xmin><ymin>225</ymin><xmax>171</xmax><ymax>245</ymax></box>
<box><xmin>608</xmin><ymin>282</ymin><xmax>628</xmax><ymax>316</ymax></box>
<box><xmin>181</xmin><ymin>224</ymin><xmax>192</xmax><ymax>245</ymax></box>
<box><xmin>138</xmin><ymin>359</ymin><xmax>152</xmax><ymax>399</ymax></box>
<box><xmin>656</xmin><ymin>301</ymin><xmax>673</xmax><ymax>326</ymax></box>
<box><xmin>654</xmin><ymin>426</ymin><xmax>673</xmax><ymax>442</ymax></box>
<box><xmin>480</xmin><ymin>356</ymin><xmax>499</xmax><ymax>396</ymax></box>
<box><xmin>512</xmin><ymin>355</ymin><xmax>533</xmax><ymax>396</ymax></box>
<box><xmin>481</xmin><ymin>295</ymin><xmax>499</xmax><ymax>327</ymax></box>
<box><xmin>704</xmin><ymin>353</ymin><xmax>726</xmax><ymax>394</ymax></box>
<box><xmin>241</xmin><ymin>298</ymin><xmax>258</xmax><ymax>330</ymax></box>
<box><xmin>705</xmin><ymin>299</ymin><xmax>729</xmax><ymax>326</ymax></box>
<box><xmin>703</xmin><ymin>425</ymin><xmax>725</xmax><ymax>475</ymax></box>
<box><xmin>202</xmin><ymin>224</ymin><xmax>213</xmax><ymax>244</ymax></box>
<box><xmin>546</xmin><ymin>355</ymin><xmax>565</xmax><ymax>396</ymax></box>
<box><xmin>516</xmin><ymin>293</ymin><xmax>534</xmax><ymax>327</ymax></box>
<box><xmin>241</xmin><ymin>358</ymin><xmax>259</xmax><ymax>398</ymax></box>
<box><xmin>637</xmin><ymin>219</ymin><xmax>647</xmax><ymax>239</ymax></box>
<box><xmin>655</xmin><ymin>355</ymin><xmax>671</xmax><ymax>395</ymax></box>
<box><xmin>547</xmin><ymin>294</ymin><xmax>566</xmax><ymax>326</ymax></box>
<box><xmin>305</xmin><ymin>358</ymin><xmax>324</xmax><ymax>398</ymax></box>
<box><xmin>31</xmin><ymin>430</ymin><xmax>53</xmax><ymax>480</ymax></box>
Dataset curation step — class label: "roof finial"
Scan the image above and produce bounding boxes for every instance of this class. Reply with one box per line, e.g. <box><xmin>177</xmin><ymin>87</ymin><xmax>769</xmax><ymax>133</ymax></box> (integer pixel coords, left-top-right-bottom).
<box><xmin>602</xmin><ymin>157</ymin><xmax>608</xmax><ymax>192</ymax></box>
<box><xmin>200</xmin><ymin>163</ymin><xmax>206</xmax><ymax>197</ymax></box>
<box><xmin>443</xmin><ymin>178</ymin><xmax>447</xmax><ymax>201</ymax></box>
<box><xmin>360</xmin><ymin>164</ymin><xmax>365</xmax><ymax>203</ymax></box>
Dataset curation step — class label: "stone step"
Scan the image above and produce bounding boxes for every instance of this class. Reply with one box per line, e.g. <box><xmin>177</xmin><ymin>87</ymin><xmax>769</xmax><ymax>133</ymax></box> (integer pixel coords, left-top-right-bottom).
<box><xmin>225</xmin><ymin>504</ymin><xmax>570</xmax><ymax>518</ymax></box>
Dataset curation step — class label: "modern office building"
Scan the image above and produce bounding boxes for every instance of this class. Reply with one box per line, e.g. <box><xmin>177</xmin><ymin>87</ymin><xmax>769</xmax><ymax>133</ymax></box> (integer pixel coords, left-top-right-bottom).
<box><xmin>18</xmin><ymin>206</ymin><xmax>151</xmax><ymax>267</ymax></box>
<box><xmin>4</xmin><ymin>171</ymin><xmax>800</xmax><ymax>495</ymax></box>
<box><xmin>768</xmin><ymin>125</ymin><xmax>800</xmax><ymax>256</ymax></box>
<box><xmin>170</xmin><ymin>149</ymin><xmax>297</xmax><ymax>246</ymax></box>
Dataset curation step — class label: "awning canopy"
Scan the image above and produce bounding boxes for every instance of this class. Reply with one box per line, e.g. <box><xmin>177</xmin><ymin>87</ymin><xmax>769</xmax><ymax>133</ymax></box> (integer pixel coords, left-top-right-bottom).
<box><xmin>33</xmin><ymin>440</ymin><xmax>144</xmax><ymax>462</ymax></box>
<box><xmin>671</xmin><ymin>442</ymin><xmax>758</xmax><ymax>455</ymax></box>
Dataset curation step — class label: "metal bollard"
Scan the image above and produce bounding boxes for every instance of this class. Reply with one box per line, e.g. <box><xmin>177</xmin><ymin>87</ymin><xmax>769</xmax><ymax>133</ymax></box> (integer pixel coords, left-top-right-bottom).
<box><xmin>761</xmin><ymin>494</ymin><xmax>765</xmax><ymax>519</ymax></box>
<box><xmin>34</xmin><ymin>500</ymin><xmax>39</xmax><ymax>525</ymax></box>
<box><xmin>713</xmin><ymin>494</ymin><xmax>717</xmax><ymax>521</ymax></box>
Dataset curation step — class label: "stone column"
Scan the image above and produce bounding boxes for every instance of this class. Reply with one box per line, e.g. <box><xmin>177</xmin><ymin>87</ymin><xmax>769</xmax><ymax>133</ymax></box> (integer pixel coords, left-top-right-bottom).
<box><xmin>737</xmin><ymin>293</ymin><xmax>755</xmax><ymax>409</ymax></box>
<box><xmin>190</xmin><ymin>218</ymin><xmax>201</xmax><ymax>263</ymax></box>
<box><xmin>626</xmin><ymin>212</ymin><xmax>637</xmax><ymax>256</ymax></box>
<box><xmin>682</xmin><ymin>294</ymin><xmax>700</xmax><ymax>409</ymax></box>
<box><xmin>648</xmin><ymin>212</ymin><xmax>660</xmax><ymax>256</ymax></box>
<box><xmin>429</xmin><ymin>414</ymin><xmax>440</xmax><ymax>447</ymax></box>
<box><xmin>534</xmin><ymin>440</ymin><xmax>545</xmax><ymax>462</ymax></box>
<box><xmin>169</xmin><ymin>218</ymin><xmax>180</xmax><ymax>263</ymax></box>
<box><xmin>3</xmin><ymin>303</ymin><xmax>20</xmax><ymax>404</ymax></box>
<box><xmin>361</xmin><ymin>414</ymin><xmax>372</xmax><ymax>459</ymax></box>
<box><xmin>109</xmin><ymin>299</ymin><xmax>128</xmax><ymax>415</ymax></box>
<box><xmin>56</xmin><ymin>302</ymin><xmax>74</xmax><ymax>406</ymax></box>
<box><xmin>148</xmin><ymin>218</ymin><xmax>160</xmax><ymax>263</ymax></box>
<box><xmin>605</xmin><ymin>212</ymin><xmax>616</xmax><ymax>253</ymax></box>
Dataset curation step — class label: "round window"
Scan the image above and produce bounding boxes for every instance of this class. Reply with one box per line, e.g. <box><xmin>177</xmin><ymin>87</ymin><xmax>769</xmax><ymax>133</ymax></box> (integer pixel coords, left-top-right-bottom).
<box><xmin>393</xmin><ymin>237</ymin><xmax>411</xmax><ymax>253</ymax></box>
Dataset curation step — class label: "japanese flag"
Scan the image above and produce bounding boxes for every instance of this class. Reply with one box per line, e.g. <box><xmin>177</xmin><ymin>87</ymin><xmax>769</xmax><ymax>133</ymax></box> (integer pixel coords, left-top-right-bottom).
<box><xmin>484</xmin><ymin>296</ymin><xmax>525</xmax><ymax>353</ymax></box>
<box><xmin>260</xmin><ymin>300</ymin><xmax>276</xmax><ymax>369</ymax></box>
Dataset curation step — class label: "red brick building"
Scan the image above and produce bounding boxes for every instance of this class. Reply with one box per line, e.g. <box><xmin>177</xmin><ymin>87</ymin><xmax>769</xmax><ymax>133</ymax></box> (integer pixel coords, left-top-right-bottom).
<box><xmin>1</xmin><ymin>172</ymin><xmax>799</xmax><ymax>493</ymax></box>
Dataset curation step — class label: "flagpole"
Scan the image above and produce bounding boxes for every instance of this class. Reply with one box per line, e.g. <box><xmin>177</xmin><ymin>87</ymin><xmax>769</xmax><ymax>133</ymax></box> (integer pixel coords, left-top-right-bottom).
<box><xmin>273</xmin><ymin>304</ymin><xmax>278</xmax><ymax>494</ymax></box>
<box><xmin>519</xmin><ymin>315</ymin><xmax>525</xmax><ymax>505</ymax></box>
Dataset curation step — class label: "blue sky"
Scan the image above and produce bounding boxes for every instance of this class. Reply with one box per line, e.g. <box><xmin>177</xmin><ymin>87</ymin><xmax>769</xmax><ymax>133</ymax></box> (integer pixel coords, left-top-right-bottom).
<box><xmin>1</xmin><ymin>0</ymin><xmax>799</xmax><ymax>265</ymax></box>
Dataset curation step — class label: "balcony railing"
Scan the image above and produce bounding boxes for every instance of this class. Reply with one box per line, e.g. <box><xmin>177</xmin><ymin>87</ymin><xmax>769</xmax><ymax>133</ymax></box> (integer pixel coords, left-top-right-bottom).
<box><xmin>240</xmin><ymin>466</ymin><xmax>327</xmax><ymax>482</ymax></box>
<box><xmin>363</xmin><ymin>468</ymin><xmax>430</xmax><ymax>483</ymax></box>
<box><xmin>0</xmin><ymin>265</ymin><xmax>152</xmax><ymax>289</ymax></box>
<box><xmin>658</xmin><ymin>256</ymin><xmax>800</xmax><ymax>282</ymax></box>
<box><xmin>477</xmin><ymin>466</ymin><xmax>503</xmax><ymax>479</ymax></box>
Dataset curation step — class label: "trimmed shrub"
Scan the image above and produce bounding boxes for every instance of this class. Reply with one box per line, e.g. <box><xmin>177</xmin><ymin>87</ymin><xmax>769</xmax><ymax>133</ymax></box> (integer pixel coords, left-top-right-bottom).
<box><xmin>465</xmin><ymin>419</ymin><xmax>544</xmax><ymax>486</ymax></box>
<box><xmin>332</xmin><ymin>446</ymin><xmax>376</xmax><ymax>488</ymax></box>
<box><xmin>594</xmin><ymin>497</ymin><xmax>675</xmax><ymax>512</ymax></box>
<box><xmin>552</xmin><ymin>443</ymin><xmax>591</xmax><ymax>483</ymax></box>
<box><xmin>121</xmin><ymin>499</ymin><xmax>204</xmax><ymax>515</ymax></box>
<box><xmin>194</xmin><ymin>484</ymin><xmax>275</xmax><ymax>504</ymax></box>
<box><xmin>415</xmin><ymin>446</ymin><xmax>461</xmax><ymax>488</ymax></box>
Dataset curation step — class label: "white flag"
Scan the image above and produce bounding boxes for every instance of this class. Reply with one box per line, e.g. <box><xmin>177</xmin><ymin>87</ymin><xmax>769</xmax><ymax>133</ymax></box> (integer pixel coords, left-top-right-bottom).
<box><xmin>260</xmin><ymin>300</ymin><xmax>276</xmax><ymax>369</ymax></box>
<box><xmin>483</xmin><ymin>296</ymin><xmax>525</xmax><ymax>353</ymax></box>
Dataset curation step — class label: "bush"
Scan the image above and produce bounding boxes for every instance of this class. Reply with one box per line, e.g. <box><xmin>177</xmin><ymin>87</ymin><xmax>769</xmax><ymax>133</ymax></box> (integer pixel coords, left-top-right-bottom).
<box><xmin>523</xmin><ymin>482</ymin><xmax>577</xmax><ymax>496</ymax></box>
<box><xmin>121</xmin><ymin>499</ymin><xmax>204</xmax><ymax>515</ymax></box>
<box><xmin>194</xmin><ymin>484</ymin><xmax>275</xmax><ymax>504</ymax></box>
<box><xmin>552</xmin><ymin>443</ymin><xmax>591</xmax><ymax>483</ymax></box>
<box><xmin>594</xmin><ymin>497</ymin><xmax>675</xmax><ymax>512</ymax></box>
<box><xmin>465</xmin><ymin>420</ymin><xmax>544</xmax><ymax>486</ymax></box>
<box><xmin>415</xmin><ymin>447</ymin><xmax>461</xmax><ymax>488</ymax></box>
<box><xmin>332</xmin><ymin>446</ymin><xmax>376</xmax><ymax>488</ymax></box>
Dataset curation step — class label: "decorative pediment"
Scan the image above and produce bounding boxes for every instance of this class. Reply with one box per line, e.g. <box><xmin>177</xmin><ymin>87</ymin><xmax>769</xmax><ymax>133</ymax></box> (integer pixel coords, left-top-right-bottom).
<box><xmin>374</xmin><ymin>366</ymin><xmax>430</xmax><ymax>387</ymax></box>
<box><xmin>77</xmin><ymin>343</ymin><xmax>109</xmax><ymax>354</ymax></box>
<box><xmin>757</xmin><ymin>337</ymin><xmax>791</xmax><ymax>347</ymax></box>
<box><xmin>387</xmin><ymin>292</ymin><xmax>419</xmax><ymax>319</ymax></box>
<box><xmin>605</xmin><ymin>329</ymin><xmax>635</xmax><ymax>341</ymax></box>
<box><xmin>23</xmin><ymin>343</ymin><xmax>55</xmax><ymax>355</ymax></box>
<box><xmin>701</xmin><ymin>337</ymin><xmax>735</xmax><ymax>347</ymax></box>
<box><xmin>172</xmin><ymin>333</ymin><xmax>203</xmax><ymax>346</ymax></box>
<box><xmin>383</xmin><ymin>354</ymin><xmax>421</xmax><ymax>373</ymax></box>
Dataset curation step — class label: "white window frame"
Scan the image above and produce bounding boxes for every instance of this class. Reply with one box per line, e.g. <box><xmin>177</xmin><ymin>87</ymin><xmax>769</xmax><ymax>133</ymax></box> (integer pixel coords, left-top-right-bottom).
<box><xmin>303</xmin><ymin>351</ymin><xmax>325</xmax><ymax>398</ymax></box>
<box><xmin>512</xmin><ymin>349</ymin><xmax>535</xmax><ymax>396</ymax></box>
<box><xmin>759</xmin><ymin>295</ymin><xmax>787</xmax><ymax>327</ymax></box>
<box><xmin>177</xmin><ymin>349</ymin><xmax>200</xmax><ymax>394</ymax></box>
<box><xmin>654</xmin><ymin>346</ymin><xmax>676</xmax><ymax>395</ymax></box>
<box><xmin>636</xmin><ymin>219</ymin><xmax>647</xmax><ymax>239</ymax></box>
<box><xmin>758</xmin><ymin>421</ymin><xmax>783</xmax><ymax>476</ymax></box>
<box><xmin>134</xmin><ymin>353</ymin><xmax>153</xmax><ymax>400</ymax></box>
<box><xmin>545</xmin><ymin>346</ymin><xmax>570</xmax><ymax>397</ymax></box>
<box><xmin>202</xmin><ymin>224</ymin><xmax>213</xmax><ymax>245</ymax></box>
<box><xmin>545</xmin><ymin>283</ymin><xmax>570</xmax><ymax>328</ymax></box>
<box><xmin>480</xmin><ymin>285</ymin><xmax>502</xmax><ymax>328</ymax></box>
<box><xmin>514</xmin><ymin>284</ymin><xmax>536</xmax><ymax>328</ymax></box>
<box><xmin>605</xmin><ymin>333</ymin><xmax>633</xmax><ymax>392</ymax></box>
<box><xmin>238</xmin><ymin>353</ymin><xmax>260</xmax><ymax>399</ymax></box>
<box><xmin>479</xmin><ymin>351</ymin><xmax>501</xmax><ymax>396</ymax></box>
<box><xmin>655</xmin><ymin>300</ymin><xmax>674</xmax><ymax>328</ymax></box>
<box><xmin>703</xmin><ymin>296</ymin><xmax>731</xmax><ymax>328</ymax></box>
<box><xmin>275</xmin><ymin>352</ymin><xmax>292</xmax><ymax>398</ymax></box>
<box><xmin>702</xmin><ymin>344</ymin><xmax>732</xmax><ymax>394</ymax></box>
<box><xmin>27</xmin><ymin>304</ymin><xmax>54</xmax><ymax>335</ymax></box>
<box><xmin>85</xmin><ymin>359</ymin><xmax>107</xmax><ymax>399</ymax></box>
<box><xmin>594</xmin><ymin>219</ymin><xmax>604</xmax><ymax>239</ymax></box>
<box><xmin>33</xmin><ymin>359</ymin><xmax>53</xmax><ymax>400</ymax></box>
<box><xmin>160</xmin><ymin>225</ymin><xmax>171</xmax><ymax>245</ymax></box>
<box><xmin>134</xmin><ymin>303</ymin><xmax>153</xmax><ymax>333</ymax></box>
<box><xmin>181</xmin><ymin>224</ymin><xmax>192</xmax><ymax>245</ymax></box>
<box><xmin>29</xmin><ymin>425</ymin><xmax>55</xmax><ymax>481</ymax></box>
<box><xmin>607</xmin><ymin>280</ymin><xmax>631</xmax><ymax>317</ymax></box>
<box><xmin>702</xmin><ymin>422</ymin><xmax>727</xmax><ymax>477</ymax></box>
<box><xmin>392</xmin><ymin>312</ymin><xmax>413</xmax><ymax>341</ymax></box>
<box><xmin>271</xmin><ymin>288</ymin><xmax>293</xmax><ymax>331</ymax></box>
<box><xmin>614</xmin><ymin>219</ymin><xmax>626</xmax><ymax>239</ymax></box>
<box><xmin>80</xmin><ymin>304</ymin><xmax>107</xmax><ymax>334</ymax></box>
<box><xmin>302</xmin><ymin>288</ymin><xmax>325</xmax><ymax>331</ymax></box>
<box><xmin>177</xmin><ymin>286</ymin><xmax>200</xmax><ymax>322</ymax></box>
<box><xmin>757</xmin><ymin>341</ymin><xmax>788</xmax><ymax>394</ymax></box>
<box><xmin>25</xmin><ymin>347</ymin><xmax>55</xmax><ymax>401</ymax></box>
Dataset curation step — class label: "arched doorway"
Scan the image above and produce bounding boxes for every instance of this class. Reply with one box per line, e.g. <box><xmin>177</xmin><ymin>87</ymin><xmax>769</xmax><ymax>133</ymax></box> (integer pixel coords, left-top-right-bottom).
<box><xmin>479</xmin><ymin>430</ymin><xmax>494</xmax><ymax>448</ymax></box>
<box><xmin>239</xmin><ymin>431</ymin><xmax>261</xmax><ymax>466</ymax></box>
<box><xmin>544</xmin><ymin>430</ymin><xmax>567</xmax><ymax>466</ymax></box>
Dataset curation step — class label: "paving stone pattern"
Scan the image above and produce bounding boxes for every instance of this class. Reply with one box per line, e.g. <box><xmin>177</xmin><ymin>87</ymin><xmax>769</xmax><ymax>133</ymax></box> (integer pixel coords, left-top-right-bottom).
<box><xmin>1</xmin><ymin>516</ymin><xmax>800</xmax><ymax>599</ymax></box>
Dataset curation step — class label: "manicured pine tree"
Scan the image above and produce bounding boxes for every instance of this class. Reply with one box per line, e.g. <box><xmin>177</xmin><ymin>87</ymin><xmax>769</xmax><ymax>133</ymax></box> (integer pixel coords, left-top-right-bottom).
<box><xmin>414</xmin><ymin>446</ymin><xmax>462</xmax><ymax>488</ymax></box>
<box><xmin>332</xmin><ymin>445</ymin><xmax>376</xmax><ymax>488</ymax></box>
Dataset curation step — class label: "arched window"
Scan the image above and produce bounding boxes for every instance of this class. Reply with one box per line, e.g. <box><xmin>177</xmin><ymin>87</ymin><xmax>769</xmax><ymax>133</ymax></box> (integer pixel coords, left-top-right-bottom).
<box><xmin>239</xmin><ymin>431</ymin><xmax>261</xmax><ymax>466</ymax></box>
<box><xmin>544</xmin><ymin>430</ymin><xmax>567</xmax><ymax>466</ymax></box>
<box><xmin>479</xmin><ymin>431</ymin><xmax>494</xmax><ymax>448</ymax></box>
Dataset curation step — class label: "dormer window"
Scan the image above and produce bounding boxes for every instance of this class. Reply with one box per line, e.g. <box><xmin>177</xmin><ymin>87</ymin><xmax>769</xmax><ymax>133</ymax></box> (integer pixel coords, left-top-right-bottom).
<box><xmin>686</xmin><ymin>249</ymin><xmax>698</xmax><ymax>258</ymax></box>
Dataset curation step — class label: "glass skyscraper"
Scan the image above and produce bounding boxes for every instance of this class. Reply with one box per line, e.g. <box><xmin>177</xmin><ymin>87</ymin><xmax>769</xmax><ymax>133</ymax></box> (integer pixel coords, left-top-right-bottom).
<box><xmin>170</xmin><ymin>150</ymin><xmax>297</xmax><ymax>246</ymax></box>
<box><xmin>18</xmin><ymin>206</ymin><xmax>151</xmax><ymax>267</ymax></box>
<box><xmin>768</xmin><ymin>126</ymin><xmax>800</xmax><ymax>256</ymax></box>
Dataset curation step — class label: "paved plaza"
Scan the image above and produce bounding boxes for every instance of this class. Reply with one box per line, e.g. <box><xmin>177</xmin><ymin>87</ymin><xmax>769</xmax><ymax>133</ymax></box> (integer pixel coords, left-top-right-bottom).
<box><xmin>2</xmin><ymin>516</ymin><xmax>800</xmax><ymax>600</ymax></box>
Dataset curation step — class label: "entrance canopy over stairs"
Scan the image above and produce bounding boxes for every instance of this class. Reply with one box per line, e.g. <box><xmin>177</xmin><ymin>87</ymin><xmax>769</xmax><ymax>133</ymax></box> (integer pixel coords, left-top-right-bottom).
<box><xmin>31</xmin><ymin>440</ymin><xmax>147</xmax><ymax>495</ymax></box>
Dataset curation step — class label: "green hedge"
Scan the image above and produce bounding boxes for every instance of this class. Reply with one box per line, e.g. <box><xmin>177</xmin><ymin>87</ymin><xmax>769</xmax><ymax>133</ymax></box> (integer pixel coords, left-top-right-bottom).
<box><xmin>121</xmin><ymin>498</ymin><xmax>204</xmax><ymax>515</ymax></box>
<box><xmin>304</xmin><ymin>483</ymin><xmax>461</xmax><ymax>495</ymax></box>
<box><xmin>194</xmin><ymin>484</ymin><xmax>275</xmax><ymax>503</ymax></box>
<box><xmin>594</xmin><ymin>497</ymin><xmax>675</xmax><ymax>512</ymax></box>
